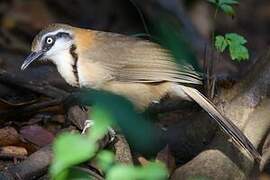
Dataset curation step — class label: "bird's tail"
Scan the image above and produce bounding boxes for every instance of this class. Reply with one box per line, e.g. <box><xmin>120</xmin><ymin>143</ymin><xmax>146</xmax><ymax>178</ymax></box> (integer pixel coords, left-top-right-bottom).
<box><xmin>177</xmin><ymin>85</ymin><xmax>261</xmax><ymax>162</ymax></box>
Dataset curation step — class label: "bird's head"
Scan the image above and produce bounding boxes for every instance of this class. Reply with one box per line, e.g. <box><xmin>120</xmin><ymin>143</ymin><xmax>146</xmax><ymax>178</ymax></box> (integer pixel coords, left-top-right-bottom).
<box><xmin>21</xmin><ymin>23</ymin><xmax>76</xmax><ymax>70</ymax></box>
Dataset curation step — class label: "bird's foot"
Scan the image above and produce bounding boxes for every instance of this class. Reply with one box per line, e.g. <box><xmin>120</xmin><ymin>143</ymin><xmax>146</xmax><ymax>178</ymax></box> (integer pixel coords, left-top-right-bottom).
<box><xmin>81</xmin><ymin>120</ymin><xmax>94</xmax><ymax>134</ymax></box>
<box><xmin>81</xmin><ymin>120</ymin><xmax>116</xmax><ymax>143</ymax></box>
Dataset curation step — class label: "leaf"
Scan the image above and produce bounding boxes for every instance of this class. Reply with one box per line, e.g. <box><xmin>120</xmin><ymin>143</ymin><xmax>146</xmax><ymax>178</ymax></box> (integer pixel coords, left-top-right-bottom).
<box><xmin>80</xmin><ymin>90</ymin><xmax>163</xmax><ymax>154</ymax></box>
<box><xmin>88</xmin><ymin>105</ymin><xmax>113</xmax><ymax>141</ymax></box>
<box><xmin>54</xmin><ymin>167</ymin><xmax>94</xmax><ymax>180</ymax></box>
<box><xmin>220</xmin><ymin>4</ymin><xmax>235</xmax><ymax>16</ymax></box>
<box><xmin>20</xmin><ymin>125</ymin><xmax>54</xmax><ymax>147</ymax></box>
<box><xmin>152</xmin><ymin>20</ymin><xmax>201</xmax><ymax>72</ymax></box>
<box><xmin>139</xmin><ymin>163</ymin><xmax>168</xmax><ymax>180</ymax></box>
<box><xmin>225</xmin><ymin>33</ymin><xmax>247</xmax><ymax>44</ymax></box>
<box><xmin>225</xmin><ymin>33</ymin><xmax>249</xmax><ymax>61</ymax></box>
<box><xmin>50</xmin><ymin>133</ymin><xmax>97</xmax><ymax>177</ymax></box>
<box><xmin>208</xmin><ymin>0</ymin><xmax>238</xmax><ymax>16</ymax></box>
<box><xmin>215</xmin><ymin>35</ymin><xmax>228</xmax><ymax>53</ymax></box>
<box><xmin>215</xmin><ymin>33</ymin><xmax>249</xmax><ymax>61</ymax></box>
<box><xmin>229</xmin><ymin>42</ymin><xmax>249</xmax><ymax>61</ymax></box>
<box><xmin>106</xmin><ymin>162</ymin><xmax>168</xmax><ymax>180</ymax></box>
<box><xmin>219</xmin><ymin>0</ymin><xmax>239</xmax><ymax>5</ymax></box>
<box><xmin>96</xmin><ymin>150</ymin><xmax>115</xmax><ymax>172</ymax></box>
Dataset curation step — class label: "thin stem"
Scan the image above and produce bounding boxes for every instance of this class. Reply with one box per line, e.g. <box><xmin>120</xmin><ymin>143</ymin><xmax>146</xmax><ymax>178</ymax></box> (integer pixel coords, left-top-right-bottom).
<box><xmin>211</xmin><ymin>7</ymin><xmax>219</xmax><ymax>47</ymax></box>
<box><xmin>208</xmin><ymin>6</ymin><xmax>219</xmax><ymax>98</ymax></box>
<box><xmin>214</xmin><ymin>7</ymin><xmax>219</xmax><ymax>19</ymax></box>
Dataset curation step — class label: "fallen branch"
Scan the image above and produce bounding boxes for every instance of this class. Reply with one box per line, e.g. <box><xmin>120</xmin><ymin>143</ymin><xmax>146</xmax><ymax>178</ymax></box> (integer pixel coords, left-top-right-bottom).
<box><xmin>0</xmin><ymin>99</ymin><xmax>63</xmax><ymax>120</ymax></box>
<box><xmin>0</xmin><ymin>70</ymin><xmax>69</xmax><ymax>99</ymax></box>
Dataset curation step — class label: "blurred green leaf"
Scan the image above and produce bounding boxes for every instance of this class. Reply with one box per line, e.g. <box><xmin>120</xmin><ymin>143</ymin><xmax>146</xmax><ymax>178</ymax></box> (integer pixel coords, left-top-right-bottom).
<box><xmin>53</xmin><ymin>169</ymin><xmax>68</xmax><ymax>180</ymax></box>
<box><xmin>88</xmin><ymin>105</ymin><xmax>112</xmax><ymax>141</ymax></box>
<box><xmin>96</xmin><ymin>150</ymin><xmax>115</xmax><ymax>172</ymax></box>
<box><xmin>150</xmin><ymin>19</ymin><xmax>201</xmax><ymax>72</ymax></box>
<box><xmin>50</xmin><ymin>89</ymin><xmax>165</xmax><ymax>179</ymax></box>
<box><xmin>67</xmin><ymin>167</ymin><xmax>94</xmax><ymax>179</ymax></box>
<box><xmin>107</xmin><ymin>162</ymin><xmax>168</xmax><ymax>180</ymax></box>
<box><xmin>220</xmin><ymin>0</ymin><xmax>238</xmax><ymax>4</ymax></box>
<box><xmin>208</xmin><ymin>0</ymin><xmax>238</xmax><ymax>16</ymax></box>
<box><xmin>54</xmin><ymin>167</ymin><xmax>94</xmax><ymax>180</ymax></box>
<box><xmin>79</xmin><ymin>89</ymin><xmax>164</xmax><ymax>154</ymax></box>
<box><xmin>50</xmin><ymin>104</ymin><xmax>113</xmax><ymax>179</ymax></box>
<box><xmin>50</xmin><ymin>133</ymin><xmax>97</xmax><ymax>178</ymax></box>
<box><xmin>208</xmin><ymin>0</ymin><xmax>239</xmax><ymax>6</ymax></box>
<box><xmin>220</xmin><ymin>4</ymin><xmax>235</xmax><ymax>16</ymax></box>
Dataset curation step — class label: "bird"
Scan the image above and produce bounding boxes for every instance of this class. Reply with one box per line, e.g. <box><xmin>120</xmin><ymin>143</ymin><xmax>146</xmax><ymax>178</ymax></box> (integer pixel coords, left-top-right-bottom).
<box><xmin>21</xmin><ymin>23</ymin><xmax>261</xmax><ymax>161</ymax></box>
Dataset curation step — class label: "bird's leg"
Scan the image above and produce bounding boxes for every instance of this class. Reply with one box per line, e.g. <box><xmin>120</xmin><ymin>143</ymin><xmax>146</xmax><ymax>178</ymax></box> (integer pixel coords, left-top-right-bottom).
<box><xmin>107</xmin><ymin>126</ymin><xmax>117</xmax><ymax>142</ymax></box>
<box><xmin>81</xmin><ymin>119</ymin><xmax>116</xmax><ymax>143</ymax></box>
<box><xmin>81</xmin><ymin>119</ymin><xmax>94</xmax><ymax>134</ymax></box>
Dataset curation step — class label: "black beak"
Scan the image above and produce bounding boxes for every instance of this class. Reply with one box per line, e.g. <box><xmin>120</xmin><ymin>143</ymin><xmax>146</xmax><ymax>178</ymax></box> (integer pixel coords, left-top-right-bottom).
<box><xmin>21</xmin><ymin>51</ymin><xmax>44</xmax><ymax>70</ymax></box>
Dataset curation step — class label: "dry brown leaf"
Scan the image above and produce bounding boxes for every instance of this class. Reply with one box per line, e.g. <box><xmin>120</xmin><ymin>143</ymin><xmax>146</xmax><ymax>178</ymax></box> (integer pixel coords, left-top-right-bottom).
<box><xmin>0</xmin><ymin>146</ymin><xmax>28</xmax><ymax>159</ymax></box>
<box><xmin>20</xmin><ymin>125</ymin><xmax>54</xmax><ymax>147</ymax></box>
<box><xmin>0</xmin><ymin>127</ymin><xmax>20</xmax><ymax>147</ymax></box>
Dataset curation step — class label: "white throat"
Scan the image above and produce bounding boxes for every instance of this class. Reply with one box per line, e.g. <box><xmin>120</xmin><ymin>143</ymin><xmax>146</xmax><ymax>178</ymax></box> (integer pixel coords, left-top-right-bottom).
<box><xmin>50</xmin><ymin>49</ymin><xmax>78</xmax><ymax>87</ymax></box>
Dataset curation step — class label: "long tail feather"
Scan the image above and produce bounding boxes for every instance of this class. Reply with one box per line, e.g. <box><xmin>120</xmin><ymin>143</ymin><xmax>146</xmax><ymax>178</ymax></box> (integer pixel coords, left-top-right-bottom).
<box><xmin>178</xmin><ymin>85</ymin><xmax>261</xmax><ymax>162</ymax></box>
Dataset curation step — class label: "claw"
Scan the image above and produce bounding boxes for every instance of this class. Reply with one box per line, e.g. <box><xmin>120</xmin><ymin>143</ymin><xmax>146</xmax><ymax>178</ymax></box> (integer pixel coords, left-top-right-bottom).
<box><xmin>81</xmin><ymin>119</ymin><xmax>94</xmax><ymax>134</ymax></box>
<box><xmin>107</xmin><ymin>127</ymin><xmax>116</xmax><ymax>142</ymax></box>
<box><xmin>81</xmin><ymin>119</ymin><xmax>116</xmax><ymax>143</ymax></box>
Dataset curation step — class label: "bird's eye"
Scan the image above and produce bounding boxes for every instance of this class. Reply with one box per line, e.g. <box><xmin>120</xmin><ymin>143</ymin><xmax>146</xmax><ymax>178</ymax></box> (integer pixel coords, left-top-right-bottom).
<box><xmin>46</xmin><ymin>37</ymin><xmax>54</xmax><ymax>45</ymax></box>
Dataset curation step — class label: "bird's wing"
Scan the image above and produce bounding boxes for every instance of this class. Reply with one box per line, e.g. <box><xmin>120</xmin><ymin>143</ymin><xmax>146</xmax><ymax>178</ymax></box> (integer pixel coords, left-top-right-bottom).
<box><xmin>86</xmin><ymin>31</ymin><xmax>202</xmax><ymax>85</ymax></box>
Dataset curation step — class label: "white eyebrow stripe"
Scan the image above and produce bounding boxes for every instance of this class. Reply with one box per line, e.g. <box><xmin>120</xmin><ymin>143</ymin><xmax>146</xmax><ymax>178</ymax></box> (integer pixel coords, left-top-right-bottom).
<box><xmin>41</xmin><ymin>29</ymin><xmax>72</xmax><ymax>42</ymax></box>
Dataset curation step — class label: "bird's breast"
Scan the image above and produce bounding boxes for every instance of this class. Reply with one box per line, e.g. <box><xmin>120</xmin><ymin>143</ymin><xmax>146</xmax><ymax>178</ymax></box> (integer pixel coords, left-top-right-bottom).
<box><xmin>77</xmin><ymin>58</ymin><xmax>113</xmax><ymax>88</ymax></box>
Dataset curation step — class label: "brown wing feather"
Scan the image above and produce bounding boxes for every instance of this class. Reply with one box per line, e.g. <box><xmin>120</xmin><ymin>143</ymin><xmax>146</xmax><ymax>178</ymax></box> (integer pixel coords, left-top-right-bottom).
<box><xmin>85</xmin><ymin>31</ymin><xmax>202</xmax><ymax>85</ymax></box>
<box><xmin>178</xmin><ymin>85</ymin><xmax>261</xmax><ymax>161</ymax></box>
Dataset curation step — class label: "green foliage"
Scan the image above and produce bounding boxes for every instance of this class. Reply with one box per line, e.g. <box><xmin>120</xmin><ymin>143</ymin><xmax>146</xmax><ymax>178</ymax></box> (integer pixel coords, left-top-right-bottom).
<box><xmin>150</xmin><ymin>18</ymin><xmax>202</xmax><ymax>73</ymax></box>
<box><xmin>81</xmin><ymin>90</ymin><xmax>164</xmax><ymax>153</ymax></box>
<box><xmin>215</xmin><ymin>35</ymin><xmax>227</xmax><ymax>52</ymax></box>
<box><xmin>106</xmin><ymin>162</ymin><xmax>168</xmax><ymax>180</ymax></box>
<box><xmin>215</xmin><ymin>33</ymin><xmax>249</xmax><ymax>61</ymax></box>
<box><xmin>50</xmin><ymin>90</ymin><xmax>167</xmax><ymax>180</ymax></box>
<box><xmin>50</xmin><ymin>133</ymin><xmax>98</xmax><ymax>179</ymax></box>
<box><xmin>55</xmin><ymin>167</ymin><xmax>94</xmax><ymax>180</ymax></box>
<box><xmin>208</xmin><ymin>0</ymin><xmax>239</xmax><ymax>16</ymax></box>
<box><xmin>89</xmin><ymin>106</ymin><xmax>113</xmax><ymax>141</ymax></box>
<box><xmin>207</xmin><ymin>0</ymin><xmax>250</xmax><ymax>62</ymax></box>
<box><xmin>96</xmin><ymin>150</ymin><xmax>115</xmax><ymax>172</ymax></box>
